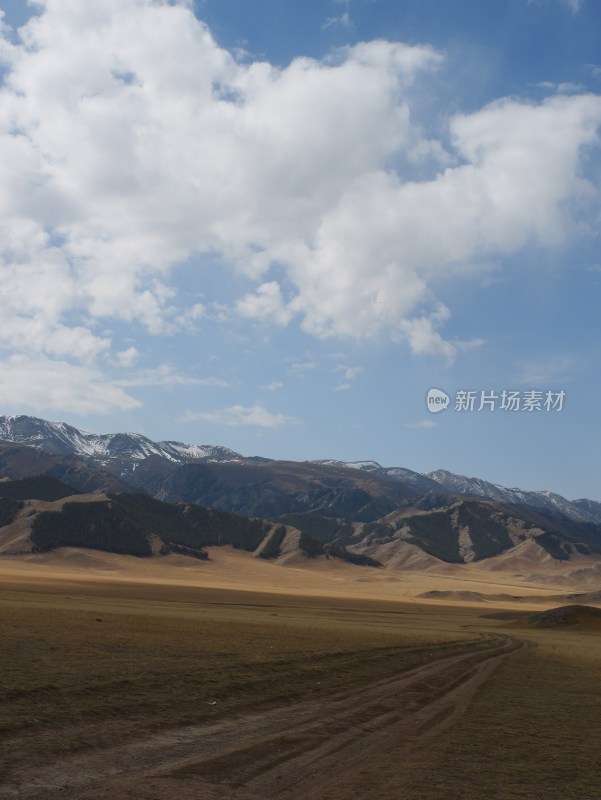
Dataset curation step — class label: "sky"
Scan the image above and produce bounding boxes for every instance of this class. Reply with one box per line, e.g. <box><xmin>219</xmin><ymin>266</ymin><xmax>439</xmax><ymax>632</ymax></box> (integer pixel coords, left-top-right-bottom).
<box><xmin>0</xmin><ymin>0</ymin><xmax>600</xmax><ymax>500</ymax></box>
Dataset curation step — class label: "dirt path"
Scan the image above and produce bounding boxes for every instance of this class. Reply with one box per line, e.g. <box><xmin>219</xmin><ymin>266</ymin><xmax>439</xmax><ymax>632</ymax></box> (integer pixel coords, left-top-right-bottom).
<box><xmin>2</xmin><ymin>636</ymin><xmax>522</xmax><ymax>800</ymax></box>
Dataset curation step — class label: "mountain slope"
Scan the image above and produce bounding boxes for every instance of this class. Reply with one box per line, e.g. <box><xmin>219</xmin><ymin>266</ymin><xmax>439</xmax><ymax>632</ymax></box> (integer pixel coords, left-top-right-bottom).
<box><xmin>0</xmin><ymin>475</ymin><xmax>82</xmax><ymax>502</ymax></box>
<box><xmin>30</xmin><ymin>493</ymin><xmax>274</xmax><ymax>559</ymax></box>
<box><xmin>311</xmin><ymin>459</ymin><xmax>441</xmax><ymax>495</ymax></box>
<box><xmin>146</xmin><ymin>459</ymin><xmax>419</xmax><ymax>521</ymax></box>
<box><xmin>0</xmin><ymin>473</ymin><xmax>599</xmax><ymax>569</ymax></box>
<box><xmin>425</xmin><ymin>469</ymin><xmax>597</xmax><ymax>523</ymax></box>
<box><xmin>1</xmin><ymin>414</ymin><xmax>597</xmax><ymax>525</ymax></box>
<box><xmin>571</xmin><ymin>498</ymin><xmax>601</xmax><ymax>524</ymax></box>
<box><xmin>312</xmin><ymin>460</ymin><xmax>599</xmax><ymax>525</ymax></box>
<box><xmin>0</xmin><ymin>415</ymin><xmax>599</xmax><ymax>569</ymax></box>
<box><xmin>0</xmin><ymin>443</ymin><xmax>131</xmax><ymax>494</ymax></box>
<box><xmin>0</xmin><ymin>477</ymin><xmax>377</xmax><ymax>567</ymax></box>
<box><xmin>280</xmin><ymin>497</ymin><xmax>601</xmax><ymax>566</ymax></box>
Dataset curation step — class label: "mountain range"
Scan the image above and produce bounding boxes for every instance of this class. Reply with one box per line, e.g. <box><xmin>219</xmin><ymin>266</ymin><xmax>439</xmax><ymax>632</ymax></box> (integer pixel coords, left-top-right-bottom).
<box><xmin>0</xmin><ymin>474</ymin><xmax>376</xmax><ymax>567</ymax></box>
<box><xmin>0</xmin><ymin>414</ymin><xmax>599</xmax><ymax>568</ymax></box>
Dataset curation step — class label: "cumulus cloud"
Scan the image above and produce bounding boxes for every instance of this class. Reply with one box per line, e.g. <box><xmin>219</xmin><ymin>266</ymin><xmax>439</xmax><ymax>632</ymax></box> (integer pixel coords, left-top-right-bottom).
<box><xmin>0</xmin><ymin>355</ymin><xmax>140</xmax><ymax>414</ymax></box>
<box><xmin>0</xmin><ymin>0</ymin><xmax>599</xmax><ymax>417</ymax></box>
<box><xmin>289</xmin><ymin>94</ymin><xmax>601</xmax><ymax>349</ymax></box>
<box><xmin>115</xmin><ymin>346</ymin><xmax>140</xmax><ymax>367</ymax></box>
<box><xmin>400</xmin><ymin>312</ymin><xmax>456</xmax><ymax>362</ymax></box>
<box><xmin>183</xmin><ymin>403</ymin><xmax>297</xmax><ymax>428</ymax></box>
<box><xmin>236</xmin><ymin>282</ymin><xmax>294</xmax><ymax>326</ymax></box>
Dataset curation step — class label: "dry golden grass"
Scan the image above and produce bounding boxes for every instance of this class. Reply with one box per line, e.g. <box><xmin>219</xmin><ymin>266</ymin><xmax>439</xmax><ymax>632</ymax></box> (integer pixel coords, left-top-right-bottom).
<box><xmin>2</xmin><ymin>543</ymin><xmax>594</xmax><ymax>606</ymax></box>
<box><xmin>372</xmin><ymin>622</ymin><xmax>601</xmax><ymax>800</ymax></box>
<box><xmin>2</xmin><ymin>566</ymin><xmax>601</xmax><ymax>800</ymax></box>
<box><xmin>0</xmin><ymin>577</ymin><xmax>481</xmax><ymax>781</ymax></box>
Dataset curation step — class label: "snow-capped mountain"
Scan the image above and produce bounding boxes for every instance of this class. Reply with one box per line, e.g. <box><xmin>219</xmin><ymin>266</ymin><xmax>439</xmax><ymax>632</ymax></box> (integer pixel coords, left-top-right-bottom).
<box><xmin>312</xmin><ymin>459</ymin><xmax>600</xmax><ymax>524</ymax></box>
<box><xmin>0</xmin><ymin>415</ymin><xmax>598</xmax><ymax>526</ymax></box>
<box><xmin>571</xmin><ymin>498</ymin><xmax>601</xmax><ymax>524</ymax></box>
<box><xmin>311</xmin><ymin>459</ymin><xmax>443</xmax><ymax>495</ymax></box>
<box><xmin>0</xmin><ymin>415</ymin><xmax>242</xmax><ymax>465</ymax></box>
<box><xmin>425</xmin><ymin>469</ymin><xmax>600</xmax><ymax>524</ymax></box>
<box><xmin>155</xmin><ymin>441</ymin><xmax>242</xmax><ymax>462</ymax></box>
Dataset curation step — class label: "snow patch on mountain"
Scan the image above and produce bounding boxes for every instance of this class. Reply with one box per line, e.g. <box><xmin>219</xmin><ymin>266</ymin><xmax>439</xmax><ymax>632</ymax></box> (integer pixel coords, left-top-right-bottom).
<box><xmin>425</xmin><ymin>469</ymin><xmax>597</xmax><ymax>523</ymax></box>
<box><xmin>311</xmin><ymin>459</ymin><xmax>382</xmax><ymax>471</ymax></box>
<box><xmin>158</xmin><ymin>441</ymin><xmax>241</xmax><ymax>462</ymax></box>
<box><xmin>0</xmin><ymin>415</ymin><xmax>242</xmax><ymax>465</ymax></box>
<box><xmin>0</xmin><ymin>415</ymin><xmax>597</xmax><ymax>525</ymax></box>
<box><xmin>310</xmin><ymin>459</ymin><xmax>441</xmax><ymax>493</ymax></box>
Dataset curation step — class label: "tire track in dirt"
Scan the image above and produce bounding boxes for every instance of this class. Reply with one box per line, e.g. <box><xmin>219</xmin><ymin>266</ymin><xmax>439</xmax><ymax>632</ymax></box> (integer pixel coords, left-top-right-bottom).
<box><xmin>2</xmin><ymin>635</ymin><xmax>523</xmax><ymax>800</ymax></box>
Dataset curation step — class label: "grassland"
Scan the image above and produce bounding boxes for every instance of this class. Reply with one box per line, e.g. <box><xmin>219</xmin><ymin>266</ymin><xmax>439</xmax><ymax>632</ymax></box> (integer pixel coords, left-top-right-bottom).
<box><xmin>0</xmin><ymin>576</ymin><xmax>480</xmax><ymax>783</ymax></box>
<box><xmin>1</xmin><ymin>564</ymin><xmax>601</xmax><ymax>799</ymax></box>
<box><xmin>388</xmin><ymin>624</ymin><xmax>601</xmax><ymax>800</ymax></box>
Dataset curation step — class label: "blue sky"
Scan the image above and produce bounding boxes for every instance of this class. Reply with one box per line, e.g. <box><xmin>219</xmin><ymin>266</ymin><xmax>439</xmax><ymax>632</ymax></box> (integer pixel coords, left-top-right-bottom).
<box><xmin>0</xmin><ymin>0</ymin><xmax>600</xmax><ymax>499</ymax></box>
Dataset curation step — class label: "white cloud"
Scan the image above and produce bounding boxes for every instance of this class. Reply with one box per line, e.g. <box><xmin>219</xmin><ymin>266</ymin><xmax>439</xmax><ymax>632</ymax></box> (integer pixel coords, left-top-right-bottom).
<box><xmin>518</xmin><ymin>355</ymin><xmax>577</xmax><ymax>385</ymax></box>
<box><xmin>0</xmin><ymin>0</ymin><xmax>598</xmax><ymax>419</ymax></box>
<box><xmin>175</xmin><ymin>302</ymin><xmax>206</xmax><ymax>331</ymax></box>
<box><xmin>536</xmin><ymin>81</ymin><xmax>584</xmax><ymax>94</ymax></box>
<box><xmin>235</xmin><ymin>282</ymin><xmax>294</xmax><ymax>326</ymax></box>
<box><xmin>323</xmin><ymin>12</ymin><xmax>353</xmax><ymax>31</ymax></box>
<box><xmin>334</xmin><ymin>364</ymin><xmax>363</xmax><ymax>380</ymax></box>
<box><xmin>333</xmin><ymin>363</ymin><xmax>361</xmax><ymax>391</ymax></box>
<box><xmin>0</xmin><ymin>3</ymin><xmax>446</xmax><ymax>367</ymax></box>
<box><xmin>183</xmin><ymin>403</ymin><xmax>297</xmax><ymax>428</ymax></box>
<box><xmin>400</xmin><ymin>310</ymin><xmax>456</xmax><ymax>362</ymax></box>
<box><xmin>405</xmin><ymin>420</ymin><xmax>437</xmax><ymax>429</ymax></box>
<box><xmin>324</xmin><ymin>0</ymin><xmax>354</xmax><ymax>28</ymax></box>
<box><xmin>585</xmin><ymin>64</ymin><xmax>601</xmax><ymax>80</ymax></box>
<box><xmin>287</xmin><ymin>94</ymin><xmax>601</xmax><ymax>349</ymax></box>
<box><xmin>261</xmin><ymin>381</ymin><xmax>283</xmax><ymax>391</ymax></box>
<box><xmin>116</xmin><ymin>364</ymin><xmax>230</xmax><ymax>388</ymax></box>
<box><xmin>454</xmin><ymin>338</ymin><xmax>486</xmax><ymax>353</ymax></box>
<box><xmin>115</xmin><ymin>346</ymin><xmax>140</xmax><ymax>367</ymax></box>
<box><xmin>530</xmin><ymin>0</ymin><xmax>585</xmax><ymax>12</ymax></box>
<box><xmin>0</xmin><ymin>355</ymin><xmax>140</xmax><ymax>414</ymax></box>
<box><xmin>290</xmin><ymin>360</ymin><xmax>316</xmax><ymax>373</ymax></box>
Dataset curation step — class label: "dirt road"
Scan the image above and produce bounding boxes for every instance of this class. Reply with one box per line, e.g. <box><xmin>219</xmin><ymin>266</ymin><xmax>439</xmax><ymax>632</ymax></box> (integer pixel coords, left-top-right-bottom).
<box><xmin>2</xmin><ymin>635</ymin><xmax>522</xmax><ymax>800</ymax></box>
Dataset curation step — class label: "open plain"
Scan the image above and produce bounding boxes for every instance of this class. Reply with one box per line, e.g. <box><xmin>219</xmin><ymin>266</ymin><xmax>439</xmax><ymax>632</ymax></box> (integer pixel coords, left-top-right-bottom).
<box><xmin>1</xmin><ymin>549</ymin><xmax>601</xmax><ymax>799</ymax></box>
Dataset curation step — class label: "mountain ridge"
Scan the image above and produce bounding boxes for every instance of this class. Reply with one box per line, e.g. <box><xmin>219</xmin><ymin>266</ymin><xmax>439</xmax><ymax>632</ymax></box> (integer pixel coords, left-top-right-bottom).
<box><xmin>0</xmin><ymin>414</ymin><xmax>599</xmax><ymax>551</ymax></box>
<box><xmin>0</xmin><ymin>415</ymin><xmax>243</xmax><ymax>465</ymax></box>
<box><xmin>2</xmin><ymin>415</ymin><xmax>597</xmax><ymax>518</ymax></box>
<box><xmin>424</xmin><ymin>469</ymin><xmax>601</xmax><ymax>524</ymax></box>
<box><xmin>0</xmin><ymin>475</ymin><xmax>380</xmax><ymax>568</ymax></box>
